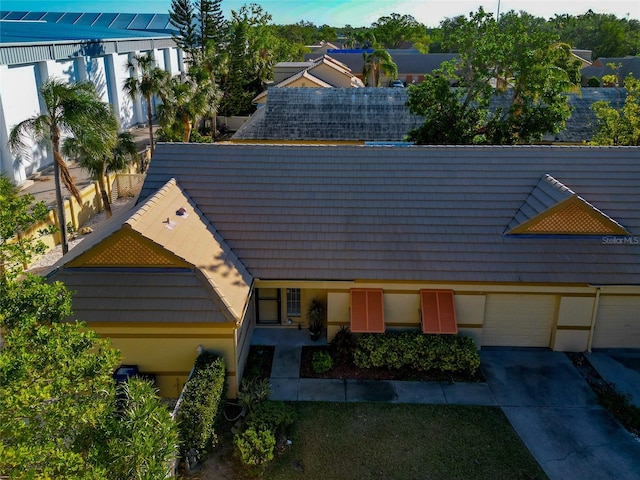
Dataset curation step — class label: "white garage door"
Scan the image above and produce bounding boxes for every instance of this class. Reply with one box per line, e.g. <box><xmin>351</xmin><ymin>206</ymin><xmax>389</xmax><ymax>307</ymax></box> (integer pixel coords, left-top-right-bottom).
<box><xmin>592</xmin><ymin>296</ymin><xmax>640</xmax><ymax>348</ymax></box>
<box><xmin>482</xmin><ymin>294</ymin><xmax>555</xmax><ymax>347</ymax></box>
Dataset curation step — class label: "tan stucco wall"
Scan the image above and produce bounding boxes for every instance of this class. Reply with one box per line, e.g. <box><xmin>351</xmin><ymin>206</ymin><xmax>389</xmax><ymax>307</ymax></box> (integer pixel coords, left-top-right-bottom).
<box><xmin>553</xmin><ymin>296</ymin><xmax>595</xmax><ymax>351</ymax></box>
<box><xmin>91</xmin><ymin>323</ymin><xmax>238</xmax><ymax>399</ymax></box>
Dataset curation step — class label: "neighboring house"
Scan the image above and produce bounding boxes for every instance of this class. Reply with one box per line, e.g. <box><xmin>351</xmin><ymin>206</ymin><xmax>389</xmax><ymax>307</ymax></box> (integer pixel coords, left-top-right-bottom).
<box><xmin>308</xmin><ymin>51</ymin><xmax>459</xmax><ymax>86</ymax></box>
<box><xmin>254</xmin><ymin>55</ymin><xmax>363</xmax><ymax>105</ymax></box>
<box><xmin>0</xmin><ymin>12</ymin><xmax>183</xmax><ymax>185</ymax></box>
<box><xmin>307</xmin><ymin>40</ymin><xmax>340</xmax><ymax>55</ymax></box>
<box><xmin>233</xmin><ymin>87</ymin><xmax>626</xmax><ymax>144</ymax></box>
<box><xmin>581</xmin><ymin>56</ymin><xmax>640</xmax><ymax>86</ymax></box>
<box><xmin>47</xmin><ymin>143</ymin><xmax>640</xmax><ymax>398</ymax></box>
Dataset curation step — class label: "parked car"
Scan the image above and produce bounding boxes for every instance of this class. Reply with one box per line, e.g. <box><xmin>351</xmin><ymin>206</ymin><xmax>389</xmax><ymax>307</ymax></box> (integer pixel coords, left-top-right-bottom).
<box><xmin>390</xmin><ymin>80</ymin><xmax>405</xmax><ymax>88</ymax></box>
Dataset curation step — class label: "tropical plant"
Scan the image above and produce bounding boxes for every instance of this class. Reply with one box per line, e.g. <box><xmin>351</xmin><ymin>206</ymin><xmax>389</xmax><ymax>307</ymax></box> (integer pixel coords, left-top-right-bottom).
<box><xmin>123</xmin><ymin>53</ymin><xmax>170</xmax><ymax>156</ymax></box>
<box><xmin>307</xmin><ymin>298</ymin><xmax>326</xmax><ymax>340</ymax></box>
<box><xmin>362</xmin><ymin>48</ymin><xmax>398</xmax><ymax>87</ymax></box>
<box><xmin>8</xmin><ymin>78</ymin><xmax>107</xmax><ymax>255</ymax></box>
<box><xmin>371</xmin><ymin>13</ymin><xmax>429</xmax><ymax>50</ymax></box>
<box><xmin>62</xmin><ymin>104</ymin><xmax>137</xmax><ymax>217</ymax></box>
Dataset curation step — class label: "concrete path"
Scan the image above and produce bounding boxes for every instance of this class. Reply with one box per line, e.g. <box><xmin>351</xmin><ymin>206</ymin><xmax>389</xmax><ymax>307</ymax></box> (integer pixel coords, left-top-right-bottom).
<box><xmin>481</xmin><ymin>349</ymin><xmax>640</xmax><ymax>480</ymax></box>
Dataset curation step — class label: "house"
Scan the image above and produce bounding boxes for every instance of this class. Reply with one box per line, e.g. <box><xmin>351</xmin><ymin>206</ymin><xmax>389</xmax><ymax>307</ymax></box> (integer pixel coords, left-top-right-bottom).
<box><xmin>233</xmin><ymin>87</ymin><xmax>626</xmax><ymax>144</ymax></box>
<box><xmin>0</xmin><ymin>12</ymin><xmax>183</xmax><ymax>185</ymax></box>
<box><xmin>47</xmin><ymin>143</ymin><xmax>640</xmax><ymax>398</ymax></box>
<box><xmin>253</xmin><ymin>55</ymin><xmax>363</xmax><ymax>106</ymax></box>
<box><xmin>581</xmin><ymin>56</ymin><xmax>640</xmax><ymax>86</ymax></box>
<box><xmin>308</xmin><ymin>51</ymin><xmax>458</xmax><ymax>86</ymax></box>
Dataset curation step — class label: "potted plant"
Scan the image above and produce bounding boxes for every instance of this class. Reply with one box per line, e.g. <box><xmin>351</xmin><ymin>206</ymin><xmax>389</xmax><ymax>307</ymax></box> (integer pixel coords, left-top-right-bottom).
<box><xmin>307</xmin><ymin>298</ymin><xmax>325</xmax><ymax>341</ymax></box>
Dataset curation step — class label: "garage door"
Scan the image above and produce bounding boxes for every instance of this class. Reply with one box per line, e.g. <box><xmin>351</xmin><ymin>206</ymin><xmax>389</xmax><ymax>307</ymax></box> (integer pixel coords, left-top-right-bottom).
<box><xmin>592</xmin><ymin>296</ymin><xmax>640</xmax><ymax>348</ymax></box>
<box><xmin>482</xmin><ymin>294</ymin><xmax>555</xmax><ymax>347</ymax></box>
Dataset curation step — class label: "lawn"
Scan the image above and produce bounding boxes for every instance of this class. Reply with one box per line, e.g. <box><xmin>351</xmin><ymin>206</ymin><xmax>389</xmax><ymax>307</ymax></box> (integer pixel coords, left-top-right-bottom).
<box><xmin>237</xmin><ymin>402</ymin><xmax>548</xmax><ymax>480</ymax></box>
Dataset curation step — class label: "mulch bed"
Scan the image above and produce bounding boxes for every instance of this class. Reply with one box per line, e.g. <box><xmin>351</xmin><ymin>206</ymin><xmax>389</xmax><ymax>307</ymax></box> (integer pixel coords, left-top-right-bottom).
<box><xmin>299</xmin><ymin>345</ymin><xmax>485</xmax><ymax>383</ymax></box>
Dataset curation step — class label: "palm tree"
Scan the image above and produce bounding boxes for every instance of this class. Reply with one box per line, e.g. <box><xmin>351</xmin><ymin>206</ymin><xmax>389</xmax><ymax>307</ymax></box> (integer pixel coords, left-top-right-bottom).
<box><xmin>157</xmin><ymin>75</ymin><xmax>207</xmax><ymax>142</ymax></box>
<box><xmin>62</xmin><ymin>105</ymin><xmax>137</xmax><ymax>218</ymax></box>
<box><xmin>9</xmin><ymin>78</ymin><xmax>106</xmax><ymax>255</ymax></box>
<box><xmin>362</xmin><ymin>49</ymin><xmax>398</xmax><ymax>87</ymax></box>
<box><xmin>123</xmin><ymin>53</ymin><xmax>169</xmax><ymax>155</ymax></box>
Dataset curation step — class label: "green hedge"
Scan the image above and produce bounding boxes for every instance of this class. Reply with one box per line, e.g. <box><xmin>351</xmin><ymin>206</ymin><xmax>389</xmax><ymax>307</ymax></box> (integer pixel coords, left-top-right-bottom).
<box><xmin>176</xmin><ymin>352</ymin><xmax>227</xmax><ymax>459</ymax></box>
<box><xmin>353</xmin><ymin>332</ymin><xmax>480</xmax><ymax>375</ymax></box>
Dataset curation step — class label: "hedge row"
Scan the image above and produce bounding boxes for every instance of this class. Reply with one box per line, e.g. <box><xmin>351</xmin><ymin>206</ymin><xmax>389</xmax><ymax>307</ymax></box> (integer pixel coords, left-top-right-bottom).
<box><xmin>353</xmin><ymin>332</ymin><xmax>480</xmax><ymax>375</ymax></box>
<box><xmin>176</xmin><ymin>352</ymin><xmax>227</xmax><ymax>459</ymax></box>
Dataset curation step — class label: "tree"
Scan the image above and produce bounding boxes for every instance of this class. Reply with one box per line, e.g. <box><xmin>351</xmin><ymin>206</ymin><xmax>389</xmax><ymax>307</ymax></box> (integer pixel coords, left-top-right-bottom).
<box><xmin>362</xmin><ymin>49</ymin><xmax>398</xmax><ymax>87</ymax></box>
<box><xmin>62</xmin><ymin>105</ymin><xmax>137</xmax><ymax>218</ymax></box>
<box><xmin>0</xmin><ymin>276</ymin><xmax>179</xmax><ymax>479</ymax></box>
<box><xmin>219</xmin><ymin>12</ymin><xmax>253</xmax><ymax>116</ymax></box>
<box><xmin>589</xmin><ymin>75</ymin><xmax>640</xmax><ymax>146</ymax></box>
<box><xmin>169</xmin><ymin>0</ymin><xmax>225</xmax><ymax>62</ymax></box>
<box><xmin>407</xmin><ymin>8</ymin><xmax>581</xmax><ymax>145</ymax></box>
<box><xmin>8</xmin><ymin>78</ymin><xmax>107</xmax><ymax>255</ymax></box>
<box><xmin>157</xmin><ymin>73</ymin><xmax>211</xmax><ymax>142</ymax></box>
<box><xmin>371</xmin><ymin>13</ymin><xmax>429</xmax><ymax>50</ymax></box>
<box><xmin>0</xmin><ymin>176</ymin><xmax>53</xmax><ymax>280</ymax></box>
<box><xmin>123</xmin><ymin>53</ymin><xmax>170</xmax><ymax>157</ymax></box>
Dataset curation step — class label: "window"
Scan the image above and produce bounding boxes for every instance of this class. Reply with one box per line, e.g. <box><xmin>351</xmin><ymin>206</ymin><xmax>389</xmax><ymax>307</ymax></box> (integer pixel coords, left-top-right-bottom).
<box><xmin>350</xmin><ymin>289</ymin><xmax>385</xmax><ymax>333</ymax></box>
<box><xmin>286</xmin><ymin>288</ymin><xmax>301</xmax><ymax>317</ymax></box>
<box><xmin>420</xmin><ymin>290</ymin><xmax>457</xmax><ymax>334</ymax></box>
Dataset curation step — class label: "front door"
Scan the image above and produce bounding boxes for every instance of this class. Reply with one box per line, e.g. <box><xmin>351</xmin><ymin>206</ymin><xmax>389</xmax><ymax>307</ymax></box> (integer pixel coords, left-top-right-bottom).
<box><xmin>256</xmin><ymin>288</ymin><xmax>281</xmax><ymax>324</ymax></box>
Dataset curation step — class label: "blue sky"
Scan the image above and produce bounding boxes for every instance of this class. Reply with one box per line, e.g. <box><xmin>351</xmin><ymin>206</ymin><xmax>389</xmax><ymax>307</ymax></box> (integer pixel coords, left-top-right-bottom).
<box><xmin>3</xmin><ymin>1</ymin><xmax>639</xmax><ymax>27</ymax></box>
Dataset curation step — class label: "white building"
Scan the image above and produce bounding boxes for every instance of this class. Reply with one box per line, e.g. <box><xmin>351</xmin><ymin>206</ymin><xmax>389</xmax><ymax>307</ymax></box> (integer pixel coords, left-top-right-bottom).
<box><xmin>0</xmin><ymin>13</ymin><xmax>184</xmax><ymax>185</ymax></box>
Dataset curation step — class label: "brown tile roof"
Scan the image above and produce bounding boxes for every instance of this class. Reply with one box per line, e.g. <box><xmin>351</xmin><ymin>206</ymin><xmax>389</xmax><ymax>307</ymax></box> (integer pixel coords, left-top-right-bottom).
<box><xmin>141</xmin><ymin>144</ymin><xmax>640</xmax><ymax>286</ymax></box>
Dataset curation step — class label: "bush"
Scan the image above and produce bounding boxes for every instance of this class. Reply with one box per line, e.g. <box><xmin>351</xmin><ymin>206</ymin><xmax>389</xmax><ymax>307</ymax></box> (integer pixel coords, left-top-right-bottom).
<box><xmin>176</xmin><ymin>352</ymin><xmax>226</xmax><ymax>459</ymax></box>
<box><xmin>353</xmin><ymin>332</ymin><xmax>480</xmax><ymax>375</ymax></box>
<box><xmin>238</xmin><ymin>377</ymin><xmax>271</xmax><ymax>413</ymax></box>
<box><xmin>586</xmin><ymin>76</ymin><xmax>601</xmax><ymax>87</ymax></box>
<box><xmin>234</xmin><ymin>427</ymin><xmax>276</xmax><ymax>466</ymax></box>
<box><xmin>246</xmin><ymin>401</ymin><xmax>294</xmax><ymax>435</ymax></box>
<box><xmin>330</xmin><ymin>326</ymin><xmax>357</xmax><ymax>363</ymax></box>
<box><xmin>311</xmin><ymin>350</ymin><xmax>334</xmax><ymax>373</ymax></box>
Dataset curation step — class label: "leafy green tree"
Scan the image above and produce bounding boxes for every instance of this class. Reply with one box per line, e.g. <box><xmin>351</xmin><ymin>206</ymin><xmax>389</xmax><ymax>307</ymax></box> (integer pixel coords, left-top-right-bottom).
<box><xmin>62</xmin><ymin>104</ymin><xmax>137</xmax><ymax>217</ymax></box>
<box><xmin>407</xmin><ymin>8</ymin><xmax>581</xmax><ymax>145</ymax></box>
<box><xmin>8</xmin><ymin>78</ymin><xmax>106</xmax><ymax>255</ymax></box>
<box><xmin>550</xmin><ymin>11</ymin><xmax>640</xmax><ymax>58</ymax></box>
<box><xmin>362</xmin><ymin>49</ymin><xmax>398</xmax><ymax>87</ymax></box>
<box><xmin>157</xmin><ymin>73</ymin><xmax>211</xmax><ymax>142</ymax></box>
<box><xmin>371</xmin><ymin>13</ymin><xmax>429</xmax><ymax>50</ymax></box>
<box><xmin>0</xmin><ymin>176</ymin><xmax>53</xmax><ymax>280</ymax></box>
<box><xmin>0</xmin><ymin>276</ymin><xmax>180</xmax><ymax>479</ymax></box>
<box><xmin>590</xmin><ymin>75</ymin><xmax>640</xmax><ymax>145</ymax></box>
<box><xmin>123</xmin><ymin>53</ymin><xmax>170</xmax><ymax>156</ymax></box>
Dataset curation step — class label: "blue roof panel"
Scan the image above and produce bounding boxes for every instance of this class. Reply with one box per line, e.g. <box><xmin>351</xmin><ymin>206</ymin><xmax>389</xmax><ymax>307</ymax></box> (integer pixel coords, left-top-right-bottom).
<box><xmin>109</xmin><ymin>13</ymin><xmax>136</xmax><ymax>29</ymax></box>
<box><xmin>91</xmin><ymin>13</ymin><xmax>118</xmax><ymax>28</ymax></box>
<box><xmin>74</xmin><ymin>13</ymin><xmax>101</xmax><ymax>26</ymax></box>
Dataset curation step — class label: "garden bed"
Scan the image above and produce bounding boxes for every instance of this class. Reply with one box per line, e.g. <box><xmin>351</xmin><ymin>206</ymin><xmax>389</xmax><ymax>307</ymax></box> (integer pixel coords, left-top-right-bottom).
<box><xmin>299</xmin><ymin>345</ymin><xmax>485</xmax><ymax>383</ymax></box>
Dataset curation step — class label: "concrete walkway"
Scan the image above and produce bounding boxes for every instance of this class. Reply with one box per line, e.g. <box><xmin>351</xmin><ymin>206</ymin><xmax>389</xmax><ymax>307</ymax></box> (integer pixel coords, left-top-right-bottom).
<box><xmin>252</xmin><ymin>329</ymin><xmax>640</xmax><ymax>480</ymax></box>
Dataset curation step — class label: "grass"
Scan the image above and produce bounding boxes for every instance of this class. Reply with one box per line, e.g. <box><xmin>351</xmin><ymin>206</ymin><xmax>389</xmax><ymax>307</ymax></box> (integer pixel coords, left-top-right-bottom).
<box><xmin>249</xmin><ymin>402</ymin><xmax>547</xmax><ymax>480</ymax></box>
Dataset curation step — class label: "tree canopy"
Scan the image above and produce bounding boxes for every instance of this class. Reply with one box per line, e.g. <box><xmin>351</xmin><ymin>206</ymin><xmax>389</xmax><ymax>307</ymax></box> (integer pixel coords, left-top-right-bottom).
<box><xmin>0</xmin><ymin>276</ymin><xmax>179</xmax><ymax>479</ymax></box>
<box><xmin>407</xmin><ymin>9</ymin><xmax>581</xmax><ymax>145</ymax></box>
<box><xmin>589</xmin><ymin>74</ymin><xmax>640</xmax><ymax>145</ymax></box>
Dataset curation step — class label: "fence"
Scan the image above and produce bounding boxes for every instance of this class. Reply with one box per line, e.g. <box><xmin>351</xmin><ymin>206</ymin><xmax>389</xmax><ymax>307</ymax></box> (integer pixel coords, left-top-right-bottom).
<box><xmin>24</xmin><ymin>170</ymin><xmax>145</xmax><ymax>255</ymax></box>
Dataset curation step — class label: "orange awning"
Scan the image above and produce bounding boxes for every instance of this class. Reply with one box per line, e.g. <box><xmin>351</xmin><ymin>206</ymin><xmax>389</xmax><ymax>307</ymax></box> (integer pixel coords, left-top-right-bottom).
<box><xmin>420</xmin><ymin>290</ymin><xmax>457</xmax><ymax>334</ymax></box>
<box><xmin>350</xmin><ymin>289</ymin><xmax>385</xmax><ymax>333</ymax></box>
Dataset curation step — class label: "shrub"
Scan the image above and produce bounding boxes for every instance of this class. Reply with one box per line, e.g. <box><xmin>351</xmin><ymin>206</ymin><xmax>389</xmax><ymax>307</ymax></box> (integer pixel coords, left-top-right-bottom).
<box><xmin>246</xmin><ymin>401</ymin><xmax>294</xmax><ymax>435</ymax></box>
<box><xmin>238</xmin><ymin>377</ymin><xmax>271</xmax><ymax>413</ymax></box>
<box><xmin>330</xmin><ymin>326</ymin><xmax>357</xmax><ymax>363</ymax></box>
<box><xmin>354</xmin><ymin>332</ymin><xmax>480</xmax><ymax>375</ymax></box>
<box><xmin>311</xmin><ymin>350</ymin><xmax>334</xmax><ymax>373</ymax></box>
<box><xmin>586</xmin><ymin>76</ymin><xmax>601</xmax><ymax>87</ymax></box>
<box><xmin>234</xmin><ymin>427</ymin><xmax>276</xmax><ymax>466</ymax></box>
<box><xmin>176</xmin><ymin>352</ymin><xmax>226</xmax><ymax>460</ymax></box>
<box><xmin>591</xmin><ymin>381</ymin><xmax>640</xmax><ymax>436</ymax></box>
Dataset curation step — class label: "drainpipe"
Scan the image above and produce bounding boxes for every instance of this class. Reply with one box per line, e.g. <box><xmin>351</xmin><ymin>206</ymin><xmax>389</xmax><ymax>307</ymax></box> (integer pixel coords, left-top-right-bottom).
<box><xmin>586</xmin><ymin>287</ymin><xmax>601</xmax><ymax>353</ymax></box>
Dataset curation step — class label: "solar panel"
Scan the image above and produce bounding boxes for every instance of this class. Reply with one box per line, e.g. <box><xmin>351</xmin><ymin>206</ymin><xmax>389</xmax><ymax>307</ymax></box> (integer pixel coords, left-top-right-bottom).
<box><xmin>75</xmin><ymin>13</ymin><xmax>101</xmax><ymax>26</ymax></box>
<box><xmin>110</xmin><ymin>13</ymin><xmax>136</xmax><ymax>29</ymax></box>
<box><xmin>91</xmin><ymin>13</ymin><xmax>118</xmax><ymax>28</ymax></box>
<box><xmin>129</xmin><ymin>14</ymin><xmax>154</xmax><ymax>30</ymax></box>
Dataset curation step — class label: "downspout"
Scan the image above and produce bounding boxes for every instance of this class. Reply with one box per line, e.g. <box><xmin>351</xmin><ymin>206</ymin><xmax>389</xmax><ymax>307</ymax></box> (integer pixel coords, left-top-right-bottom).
<box><xmin>586</xmin><ymin>287</ymin><xmax>601</xmax><ymax>353</ymax></box>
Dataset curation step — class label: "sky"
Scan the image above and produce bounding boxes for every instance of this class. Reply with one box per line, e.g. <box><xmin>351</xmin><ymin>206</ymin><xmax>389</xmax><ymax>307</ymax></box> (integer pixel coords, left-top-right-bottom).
<box><xmin>2</xmin><ymin>0</ymin><xmax>639</xmax><ymax>28</ymax></box>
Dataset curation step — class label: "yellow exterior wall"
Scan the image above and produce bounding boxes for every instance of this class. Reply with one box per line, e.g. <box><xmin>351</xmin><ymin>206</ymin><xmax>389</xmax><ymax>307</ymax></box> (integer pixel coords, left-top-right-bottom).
<box><xmin>91</xmin><ymin>323</ymin><xmax>238</xmax><ymax>399</ymax></box>
<box><xmin>455</xmin><ymin>294</ymin><xmax>486</xmax><ymax>346</ymax></box>
<box><xmin>327</xmin><ymin>291</ymin><xmax>350</xmax><ymax>339</ymax></box>
<box><xmin>384</xmin><ymin>293</ymin><xmax>420</xmax><ymax>329</ymax></box>
<box><xmin>311</xmin><ymin>65</ymin><xmax>353</xmax><ymax>87</ymax></box>
<box><xmin>553</xmin><ymin>296</ymin><xmax>595</xmax><ymax>351</ymax></box>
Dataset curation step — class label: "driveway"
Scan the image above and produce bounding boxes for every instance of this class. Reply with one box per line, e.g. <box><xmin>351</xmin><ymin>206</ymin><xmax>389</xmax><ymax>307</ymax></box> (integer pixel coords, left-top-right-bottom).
<box><xmin>481</xmin><ymin>349</ymin><xmax>640</xmax><ymax>480</ymax></box>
